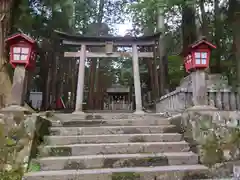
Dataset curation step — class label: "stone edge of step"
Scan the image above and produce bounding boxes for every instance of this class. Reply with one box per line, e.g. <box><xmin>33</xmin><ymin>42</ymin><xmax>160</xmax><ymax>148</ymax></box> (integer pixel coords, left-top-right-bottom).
<box><xmin>43</xmin><ymin>141</ymin><xmax>189</xmax><ymax>148</ymax></box>
<box><xmin>24</xmin><ymin>164</ymin><xmax>208</xmax><ymax>177</ymax></box>
<box><xmin>49</xmin><ymin>124</ymin><xmax>176</xmax><ymax>130</ymax></box>
<box><xmin>36</xmin><ymin>151</ymin><xmax>198</xmax><ymax>161</ymax></box>
<box><xmin>44</xmin><ymin>133</ymin><xmax>182</xmax><ymax>138</ymax></box>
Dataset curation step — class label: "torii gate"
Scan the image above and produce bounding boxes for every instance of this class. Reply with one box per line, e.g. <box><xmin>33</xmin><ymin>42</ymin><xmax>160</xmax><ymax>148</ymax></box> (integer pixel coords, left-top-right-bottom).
<box><xmin>55</xmin><ymin>30</ymin><xmax>161</xmax><ymax>114</ymax></box>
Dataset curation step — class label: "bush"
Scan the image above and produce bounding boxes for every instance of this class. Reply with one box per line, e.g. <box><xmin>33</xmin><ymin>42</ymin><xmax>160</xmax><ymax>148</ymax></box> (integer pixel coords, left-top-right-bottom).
<box><xmin>0</xmin><ymin>114</ymin><xmax>30</xmax><ymax>179</ymax></box>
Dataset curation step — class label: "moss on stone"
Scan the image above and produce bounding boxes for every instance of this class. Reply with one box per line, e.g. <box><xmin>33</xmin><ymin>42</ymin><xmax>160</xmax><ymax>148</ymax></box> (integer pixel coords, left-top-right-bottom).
<box><xmin>50</xmin><ymin>129</ymin><xmax>59</xmax><ymax>136</ymax></box>
<box><xmin>129</xmin><ymin>136</ymin><xmax>146</xmax><ymax>142</ymax></box>
<box><xmin>182</xmin><ymin>172</ymin><xmax>210</xmax><ymax>179</ymax></box>
<box><xmin>112</xmin><ymin>172</ymin><xmax>140</xmax><ymax>180</ymax></box>
<box><xmin>63</xmin><ymin>120</ymin><xmax>106</xmax><ymax>127</ymax></box>
<box><xmin>103</xmin><ymin>158</ymin><xmax>120</xmax><ymax>168</ymax></box>
<box><xmin>45</xmin><ymin>111</ymin><xmax>54</xmax><ymax>118</ymax></box>
<box><xmin>95</xmin><ymin>115</ymin><xmax>102</xmax><ymax>119</ymax></box>
<box><xmin>163</xmin><ymin>126</ymin><xmax>178</xmax><ymax>133</ymax></box>
<box><xmin>85</xmin><ymin>115</ymin><xmax>93</xmax><ymax>120</ymax></box>
<box><xmin>64</xmin><ymin>161</ymin><xmax>86</xmax><ymax>170</ymax></box>
<box><xmin>49</xmin><ymin>147</ymin><xmax>72</xmax><ymax>156</ymax></box>
<box><xmin>183</xmin><ymin>137</ymin><xmax>198</xmax><ymax>153</ymax></box>
<box><xmin>122</xmin><ymin>128</ymin><xmax>142</xmax><ymax>134</ymax></box>
<box><xmin>121</xmin><ymin>156</ymin><xmax>169</xmax><ymax>167</ymax></box>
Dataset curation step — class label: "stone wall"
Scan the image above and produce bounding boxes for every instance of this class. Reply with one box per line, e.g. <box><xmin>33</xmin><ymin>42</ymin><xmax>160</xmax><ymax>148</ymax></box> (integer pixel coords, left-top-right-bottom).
<box><xmin>0</xmin><ymin>108</ymin><xmax>50</xmax><ymax>177</ymax></box>
<box><xmin>169</xmin><ymin>108</ymin><xmax>240</xmax><ymax>178</ymax></box>
<box><xmin>156</xmin><ymin>73</ymin><xmax>239</xmax><ymax>114</ymax></box>
<box><xmin>178</xmin><ymin>73</ymin><xmax>230</xmax><ymax>91</ymax></box>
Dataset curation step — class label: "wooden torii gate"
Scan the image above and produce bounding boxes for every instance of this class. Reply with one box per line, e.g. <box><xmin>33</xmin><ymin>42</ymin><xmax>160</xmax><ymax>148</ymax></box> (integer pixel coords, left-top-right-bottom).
<box><xmin>55</xmin><ymin>30</ymin><xmax>161</xmax><ymax>114</ymax></box>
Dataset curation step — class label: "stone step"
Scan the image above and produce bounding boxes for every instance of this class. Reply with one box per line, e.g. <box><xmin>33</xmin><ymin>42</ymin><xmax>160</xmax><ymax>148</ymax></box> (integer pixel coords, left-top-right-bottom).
<box><xmin>50</xmin><ymin>125</ymin><xmax>177</xmax><ymax>136</ymax></box>
<box><xmin>52</xmin><ymin>118</ymin><xmax>171</xmax><ymax>127</ymax></box>
<box><xmin>45</xmin><ymin>133</ymin><xmax>182</xmax><ymax>145</ymax></box>
<box><xmin>41</xmin><ymin>141</ymin><xmax>189</xmax><ymax>156</ymax></box>
<box><xmin>54</xmin><ymin>113</ymin><xmax>165</xmax><ymax>121</ymax></box>
<box><xmin>24</xmin><ymin>165</ymin><xmax>208</xmax><ymax>180</ymax></box>
<box><xmin>36</xmin><ymin>152</ymin><xmax>199</xmax><ymax>171</ymax></box>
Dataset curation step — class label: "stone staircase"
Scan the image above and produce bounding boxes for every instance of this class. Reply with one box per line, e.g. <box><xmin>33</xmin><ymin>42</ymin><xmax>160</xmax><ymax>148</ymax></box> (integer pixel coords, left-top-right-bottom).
<box><xmin>24</xmin><ymin>113</ymin><xmax>208</xmax><ymax>180</ymax></box>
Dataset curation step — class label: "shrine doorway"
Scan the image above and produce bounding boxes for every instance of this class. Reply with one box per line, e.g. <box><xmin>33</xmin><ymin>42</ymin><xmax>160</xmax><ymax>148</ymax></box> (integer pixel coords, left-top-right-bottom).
<box><xmin>104</xmin><ymin>84</ymin><xmax>132</xmax><ymax>111</ymax></box>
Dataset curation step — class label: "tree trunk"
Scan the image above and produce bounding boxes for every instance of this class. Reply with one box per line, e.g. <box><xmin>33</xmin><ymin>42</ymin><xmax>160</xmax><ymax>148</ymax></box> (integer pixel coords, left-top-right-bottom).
<box><xmin>213</xmin><ymin>0</ymin><xmax>221</xmax><ymax>73</ymax></box>
<box><xmin>157</xmin><ymin>8</ymin><xmax>166</xmax><ymax>96</ymax></box>
<box><xmin>199</xmin><ymin>0</ymin><xmax>208</xmax><ymax>37</ymax></box>
<box><xmin>40</xmin><ymin>52</ymin><xmax>49</xmax><ymax>110</ymax></box>
<box><xmin>182</xmin><ymin>2</ymin><xmax>197</xmax><ymax>50</ymax></box>
<box><xmin>46</xmin><ymin>52</ymin><xmax>53</xmax><ymax>110</ymax></box>
<box><xmin>95</xmin><ymin>59</ymin><xmax>100</xmax><ymax>109</ymax></box>
<box><xmin>88</xmin><ymin>58</ymin><xmax>97</xmax><ymax>109</ymax></box>
<box><xmin>51</xmin><ymin>51</ymin><xmax>57</xmax><ymax>109</ymax></box>
<box><xmin>146</xmin><ymin>54</ymin><xmax>155</xmax><ymax>101</ymax></box>
<box><xmin>182</xmin><ymin>1</ymin><xmax>197</xmax><ymax>77</ymax></box>
<box><xmin>0</xmin><ymin>0</ymin><xmax>15</xmax><ymax>107</ymax></box>
<box><xmin>229</xmin><ymin>0</ymin><xmax>240</xmax><ymax>92</ymax></box>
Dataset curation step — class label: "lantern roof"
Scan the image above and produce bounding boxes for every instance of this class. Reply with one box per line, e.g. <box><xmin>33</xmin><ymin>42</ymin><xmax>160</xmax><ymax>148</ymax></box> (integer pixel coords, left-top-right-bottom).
<box><xmin>189</xmin><ymin>37</ymin><xmax>216</xmax><ymax>49</ymax></box>
<box><xmin>5</xmin><ymin>33</ymin><xmax>37</xmax><ymax>46</ymax></box>
<box><xmin>181</xmin><ymin>37</ymin><xmax>216</xmax><ymax>56</ymax></box>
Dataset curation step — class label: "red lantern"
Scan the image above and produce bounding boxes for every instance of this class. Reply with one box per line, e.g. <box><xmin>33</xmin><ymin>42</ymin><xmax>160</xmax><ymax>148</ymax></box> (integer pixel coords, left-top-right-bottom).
<box><xmin>5</xmin><ymin>33</ymin><xmax>37</xmax><ymax>71</ymax></box>
<box><xmin>182</xmin><ymin>38</ymin><xmax>216</xmax><ymax>73</ymax></box>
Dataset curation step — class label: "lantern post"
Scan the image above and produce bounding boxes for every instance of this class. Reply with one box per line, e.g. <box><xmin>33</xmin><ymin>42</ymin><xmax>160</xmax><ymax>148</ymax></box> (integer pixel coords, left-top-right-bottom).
<box><xmin>182</xmin><ymin>37</ymin><xmax>216</xmax><ymax>106</ymax></box>
<box><xmin>5</xmin><ymin>33</ymin><xmax>37</xmax><ymax>106</ymax></box>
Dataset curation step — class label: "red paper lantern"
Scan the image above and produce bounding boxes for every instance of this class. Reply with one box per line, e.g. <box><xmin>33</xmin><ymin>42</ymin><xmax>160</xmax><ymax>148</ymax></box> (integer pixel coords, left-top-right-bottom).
<box><xmin>5</xmin><ymin>33</ymin><xmax>37</xmax><ymax>71</ymax></box>
<box><xmin>182</xmin><ymin>38</ymin><xmax>216</xmax><ymax>73</ymax></box>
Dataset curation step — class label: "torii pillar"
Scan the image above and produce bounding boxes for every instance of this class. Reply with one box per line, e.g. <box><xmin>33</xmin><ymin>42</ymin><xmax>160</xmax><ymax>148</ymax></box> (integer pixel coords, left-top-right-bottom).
<box><xmin>74</xmin><ymin>44</ymin><xmax>86</xmax><ymax>114</ymax></box>
<box><xmin>132</xmin><ymin>44</ymin><xmax>144</xmax><ymax>114</ymax></box>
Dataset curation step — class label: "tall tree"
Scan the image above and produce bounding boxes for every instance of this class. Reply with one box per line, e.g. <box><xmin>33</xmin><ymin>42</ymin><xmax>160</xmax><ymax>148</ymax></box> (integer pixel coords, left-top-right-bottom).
<box><xmin>0</xmin><ymin>0</ymin><xmax>22</xmax><ymax>107</ymax></box>
<box><xmin>229</xmin><ymin>0</ymin><xmax>240</xmax><ymax>92</ymax></box>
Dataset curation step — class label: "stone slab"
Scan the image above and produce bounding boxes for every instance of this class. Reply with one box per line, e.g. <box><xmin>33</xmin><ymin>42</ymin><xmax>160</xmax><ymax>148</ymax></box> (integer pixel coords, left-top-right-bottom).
<box><xmin>24</xmin><ymin>165</ymin><xmax>208</xmax><ymax>180</ymax></box>
<box><xmin>50</xmin><ymin>125</ymin><xmax>177</xmax><ymax>136</ymax></box>
<box><xmin>37</xmin><ymin>152</ymin><xmax>199</xmax><ymax>171</ymax></box>
<box><xmin>51</xmin><ymin>118</ymin><xmax>171</xmax><ymax>127</ymax></box>
<box><xmin>54</xmin><ymin>113</ymin><xmax>166</xmax><ymax>121</ymax></box>
<box><xmin>42</xmin><ymin>141</ymin><xmax>190</xmax><ymax>156</ymax></box>
<box><xmin>44</xmin><ymin>133</ymin><xmax>182</xmax><ymax>145</ymax></box>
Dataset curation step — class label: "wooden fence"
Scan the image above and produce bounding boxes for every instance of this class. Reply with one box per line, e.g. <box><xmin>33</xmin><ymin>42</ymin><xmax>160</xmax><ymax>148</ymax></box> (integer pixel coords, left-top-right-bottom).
<box><xmin>156</xmin><ymin>88</ymin><xmax>240</xmax><ymax>114</ymax></box>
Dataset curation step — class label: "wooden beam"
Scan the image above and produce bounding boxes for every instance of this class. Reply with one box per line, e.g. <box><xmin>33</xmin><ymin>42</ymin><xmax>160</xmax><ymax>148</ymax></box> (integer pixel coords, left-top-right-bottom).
<box><xmin>64</xmin><ymin>52</ymin><xmax>154</xmax><ymax>58</ymax></box>
<box><xmin>62</xmin><ymin>40</ymin><xmax>155</xmax><ymax>46</ymax></box>
<box><xmin>64</xmin><ymin>52</ymin><xmax>81</xmax><ymax>57</ymax></box>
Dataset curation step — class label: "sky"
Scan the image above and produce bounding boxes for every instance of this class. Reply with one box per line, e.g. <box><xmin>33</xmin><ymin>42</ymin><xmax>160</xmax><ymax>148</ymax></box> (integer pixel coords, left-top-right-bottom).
<box><xmin>114</xmin><ymin>17</ymin><xmax>133</xmax><ymax>36</ymax></box>
<box><xmin>115</xmin><ymin>23</ymin><xmax>130</xmax><ymax>36</ymax></box>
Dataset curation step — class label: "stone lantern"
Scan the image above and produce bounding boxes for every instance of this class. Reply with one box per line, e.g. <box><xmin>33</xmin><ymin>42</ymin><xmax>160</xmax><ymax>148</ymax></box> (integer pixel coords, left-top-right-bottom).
<box><xmin>183</xmin><ymin>38</ymin><xmax>216</xmax><ymax>73</ymax></box>
<box><xmin>182</xmin><ymin>38</ymin><xmax>216</xmax><ymax>106</ymax></box>
<box><xmin>5</xmin><ymin>33</ymin><xmax>37</xmax><ymax>106</ymax></box>
<box><xmin>6</xmin><ymin>33</ymin><xmax>37</xmax><ymax>71</ymax></box>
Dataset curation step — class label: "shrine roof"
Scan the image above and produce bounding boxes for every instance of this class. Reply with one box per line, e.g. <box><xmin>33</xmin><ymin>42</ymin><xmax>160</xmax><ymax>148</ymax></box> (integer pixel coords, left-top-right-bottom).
<box><xmin>107</xmin><ymin>84</ymin><xmax>130</xmax><ymax>93</ymax></box>
<box><xmin>54</xmin><ymin>30</ymin><xmax>161</xmax><ymax>43</ymax></box>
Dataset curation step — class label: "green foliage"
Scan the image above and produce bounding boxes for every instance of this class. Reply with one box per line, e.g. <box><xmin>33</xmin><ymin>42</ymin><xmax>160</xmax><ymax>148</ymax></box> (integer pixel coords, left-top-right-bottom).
<box><xmin>112</xmin><ymin>172</ymin><xmax>140</xmax><ymax>180</ymax></box>
<box><xmin>0</xmin><ymin>115</ymin><xmax>30</xmax><ymax>179</ymax></box>
<box><xmin>28</xmin><ymin>161</ymin><xmax>41</xmax><ymax>172</ymax></box>
<box><xmin>201</xmin><ymin>133</ymin><xmax>224</xmax><ymax>167</ymax></box>
<box><xmin>168</xmin><ymin>55</ymin><xmax>184</xmax><ymax>90</ymax></box>
<box><xmin>224</xmin><ymin>128</ymin><xmax>240</xmax><ymax>159</ymax></box>
<box><xmin>0</xmin><ymin>169</ymin><xmax>23</xmax><ymax>180</ymax></box>
<box><xmin>199</xmin><ymin>122</ymin><xmax>240</xmax><ymax>167</ymax></box>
